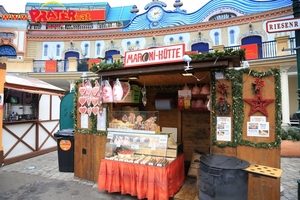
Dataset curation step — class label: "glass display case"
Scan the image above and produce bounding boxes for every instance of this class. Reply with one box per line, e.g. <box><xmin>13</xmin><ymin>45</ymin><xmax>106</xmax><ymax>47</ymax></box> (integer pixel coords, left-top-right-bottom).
<box><xmin>105</xmin><ymin>130</ymin><xmax>172</xmax><ymax>167</ymax></box>
<box><xmin>109</xmin><ymin>111</ymin><xmax>159</xmax><ymax>133</ymax></box>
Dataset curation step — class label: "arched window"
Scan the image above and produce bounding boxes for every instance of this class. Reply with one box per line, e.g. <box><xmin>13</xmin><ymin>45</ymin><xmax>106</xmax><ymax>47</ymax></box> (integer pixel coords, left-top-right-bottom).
<box><xmin>191</xmin><ymin>43</ymin><xmax>209</xmax><ymax>54</ymax></box>
<box><xmin>179</xmin><ymin>36</ymin><xmax>183</xmax><ymax>41</ymax></box>
<box><xmin>229</xmin><ymin>30</ymin><xmax>235</xmax><ymax>45</ymax></box>
<box><xmin>214</xmin><ymin>32</ymin><xmax>219</xmax><ymax>46</ymax></box>
<box><xmin>56</xmin><ymin>44</ymin><xmax>60</xmax><ymax>56</ymax></box>
<box><xmin>169</xmin><ymin>37</ymin><xmax>174</xmax><ymax>43</ymax></box>
<box><xmin>209</xmin><ymin>13</ymin><xmax>237</xmax><ymax>21</ymax></box>
<box><xmin>0</xmin><ymin>45</ymin><xmax>17</xmax><ymax>59</ymax></box>
<box><xmin>84</xmin><ymin>43</ymin><xmax>89</xmax><ymax>55</ymax></box>
<box><xmin>44</xmin><ymin>44</ymin><xmax>48</xmax><ymax>56</ymax></box>
<box><xmin>105</xmin><ymin>50</ymin><xmax>120</xmax><ymax>63</ymax></box>
<box><xmin>96</xmin><ymin>43</ymin><xmax>101</xmax><ymax>56</ymax></box>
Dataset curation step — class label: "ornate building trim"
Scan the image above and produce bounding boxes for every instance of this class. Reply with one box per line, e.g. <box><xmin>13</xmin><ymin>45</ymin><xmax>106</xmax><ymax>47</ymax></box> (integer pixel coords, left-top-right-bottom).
<box><xmin>145</xmin><ymin>41</ymin><xmax>164</xmax><ymax>48</ymax></box>
<box><xmin>62</xmin><ymin>46</ymin><xmax>84</xmax><ymax>57</ymax></box>
<box><xmin>190</xmin><ymin>37</ymin><xmax>212</xmax><ymax>46</ymax></box>
<box><xmin>104</xmin><ymin>44</ymin><xmax>123</xmax><ymax>54</ymax></box>
<box><xmin>202</xmin><ymin>7</ymin><xmax>246</xmax><ymax>22</ymax></box>
<box><xmin>239</xmin><ymin>29</ymin><xmax>267</xmax><ymax>40</ymax></box>
<box><xmin>26</xmin><ymin>7</ymin><xmax>292</xmax><ymax>42</ymax></box>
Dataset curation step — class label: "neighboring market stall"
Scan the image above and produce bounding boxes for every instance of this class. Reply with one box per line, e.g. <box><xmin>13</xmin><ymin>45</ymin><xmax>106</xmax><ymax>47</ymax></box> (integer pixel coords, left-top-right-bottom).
<box><xmin>73</xmin><ymin>44</ymin><xmax>282</xmax><ymax>200</ymax></box>
<box><xmin>1</xmin><ymin>72</ymin><xmax>65</xmax><ymax>165</ymax></box>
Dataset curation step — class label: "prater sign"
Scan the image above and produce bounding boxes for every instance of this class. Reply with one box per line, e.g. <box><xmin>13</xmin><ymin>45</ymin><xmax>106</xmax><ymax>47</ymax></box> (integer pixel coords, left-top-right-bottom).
<box><xmin>124</xmin><ymin>44</ymin><xmax>185</xmax><ymax>68</ymax></box>
<box><xmin>1</xmin><ymin>1</ymin><xmax>105</xmax><ymax>26</ymax></box>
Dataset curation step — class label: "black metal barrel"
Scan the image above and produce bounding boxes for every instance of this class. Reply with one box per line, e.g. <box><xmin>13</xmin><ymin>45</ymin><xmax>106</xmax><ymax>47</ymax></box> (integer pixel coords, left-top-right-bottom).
<box><xmin>199</xmin><ymin>154</ymin><xmax>250</xmax><ymax>200</ymax></box>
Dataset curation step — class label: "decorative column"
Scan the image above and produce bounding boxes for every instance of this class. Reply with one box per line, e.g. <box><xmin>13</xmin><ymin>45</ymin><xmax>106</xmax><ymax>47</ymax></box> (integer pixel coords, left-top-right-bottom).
<box><xmin>281</xmin><ymin>67</ymin><xmax>291</xmax><ymax>126</ymax></box>
<box><xmin>292</xmin><ymin>0</ymin><xmax>300</xmax><ymax>127</ymax></box>
<box><xmin>212</xmin><ymin>45</ymin><xmax>225</xmax><ymax>52</ymax></box>
<box><xmin>275</xmin><ymin>36</ymin><xmax>290</xmax><ymax>56</ymax></box>
<box><xmin>67</xmin><ymin>57</ymin><xmax>78</xmax><ymax>72</ymax></box>
<box><xmin>68</xmin><ymin>80</ymin><xmax>75</xmax><ymax>92</ymax></box>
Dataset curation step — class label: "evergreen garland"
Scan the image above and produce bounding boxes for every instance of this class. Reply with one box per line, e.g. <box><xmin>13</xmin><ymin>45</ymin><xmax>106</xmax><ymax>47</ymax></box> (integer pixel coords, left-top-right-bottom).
<box><xmin>211</xmin><ymin>68</ymin><xmax>282</xmax><ymax>148</ymax></box>
<box><xmin>74</xmin><ymin>79</ymin><xmax>108</xmax><ymax>136</ymax></box>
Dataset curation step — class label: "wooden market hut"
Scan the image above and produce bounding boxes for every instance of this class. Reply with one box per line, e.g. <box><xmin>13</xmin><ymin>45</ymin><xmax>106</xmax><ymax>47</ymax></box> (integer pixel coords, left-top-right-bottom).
<box><xmin>73</xmin><ymin>47</ymin><xmax>282</xmax><ymax>200</ymax></box>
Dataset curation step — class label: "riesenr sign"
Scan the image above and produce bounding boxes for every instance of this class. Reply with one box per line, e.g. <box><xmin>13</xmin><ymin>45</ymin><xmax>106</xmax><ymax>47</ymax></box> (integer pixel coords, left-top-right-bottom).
<box><xmin>266</xmin><ymin>17</ymin><xmax>300</xmax><ymax>33</ymax></box>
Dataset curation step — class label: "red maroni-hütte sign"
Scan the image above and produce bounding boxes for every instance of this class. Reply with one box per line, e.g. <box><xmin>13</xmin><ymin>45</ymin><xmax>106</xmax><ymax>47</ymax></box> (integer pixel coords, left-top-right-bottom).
<box><xmin>266</xmin><ymin>17</ymin><xmax>300</xmax><ymax>33</ymax></box>
<box><xmin>124</xmin><ymin>44</ymin><xmax>185</xmax><ymax>68</ymax></box>
<box><xmin>29</xmin><ymin>9</ymin><xmax>105</xmax><ymax>22</ymax></box>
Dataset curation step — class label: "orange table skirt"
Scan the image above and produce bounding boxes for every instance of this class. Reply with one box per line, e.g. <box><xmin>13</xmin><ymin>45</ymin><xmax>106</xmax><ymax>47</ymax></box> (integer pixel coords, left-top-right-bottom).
<box><xmin>98</xmin><ymin>154</ymin><xmax>185</xmax><ymax>200</ymax></box>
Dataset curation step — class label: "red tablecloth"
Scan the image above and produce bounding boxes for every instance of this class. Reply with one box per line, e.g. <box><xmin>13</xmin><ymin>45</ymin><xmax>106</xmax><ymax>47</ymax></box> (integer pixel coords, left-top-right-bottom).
<box><xmin>98</xmin><ymin>154</ymin><xmax>185</xmax><ymax>200</ymax></box>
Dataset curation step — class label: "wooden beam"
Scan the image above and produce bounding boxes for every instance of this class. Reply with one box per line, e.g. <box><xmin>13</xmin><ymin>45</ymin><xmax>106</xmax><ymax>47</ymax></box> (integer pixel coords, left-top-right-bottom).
<box><xmin>0</xmin><ymin>62</ymin><xmax>6</xmax><ymax>165</ymax></box>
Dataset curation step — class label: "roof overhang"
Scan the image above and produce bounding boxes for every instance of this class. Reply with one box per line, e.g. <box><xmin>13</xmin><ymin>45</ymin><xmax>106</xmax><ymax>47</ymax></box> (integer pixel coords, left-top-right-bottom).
<box><xmin>5</xmin><ymin>74</ymin><xmax>66</xmax><ymax>96</ymax></box>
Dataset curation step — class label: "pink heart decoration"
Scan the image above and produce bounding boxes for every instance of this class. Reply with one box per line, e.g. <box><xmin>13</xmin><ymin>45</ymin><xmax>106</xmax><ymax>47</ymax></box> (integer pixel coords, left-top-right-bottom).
<box><xmin>79</xmin><ymin>87</ymin><xmax>86</xmax><ymax>96</ymax></box>
<box><xmin>95</xmin><ymin>80</ymin><xmax>100</xmax><ymax>87</ymax></box>
<box><xmin>78</xmin><ymin>106</ymin><xmax>87</xmax><ymax>114</ymax></box>
<box><xmin>92</xmin><ymin>86</ymin><xmax>100</xmax><ymax>96</ymax></box>
<box><xmin>92</xmin><ymin>97</ymin><xmax>99</xmax><ymax>106</ymax></box>
<box><xmin>87</xmin><ymin>107</ymin><xmax>92</xmax><ymax>116</ymax></box>
<box><xmin>86</xmin><ymin>86</ymin><xmax>92</xmax><ymax>95</ymax></box>
<box><xmin>92</xmin><ymin>106</ymin><xmax>99</xmax><ymax>115</ymax></box>
<box><xmin>86</xmin><ymin>96</ymin><xmax>92</xmax><ymax>106</ymax></box>
<box><xmin>78</xmin><ymin>96</ymin><xmax>87</xmax><ymax>106</ymax></box>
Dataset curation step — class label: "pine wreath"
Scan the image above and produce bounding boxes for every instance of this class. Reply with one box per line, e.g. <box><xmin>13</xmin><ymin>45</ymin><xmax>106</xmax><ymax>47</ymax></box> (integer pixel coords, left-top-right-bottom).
<box><xmin>215</xmin><ymin>97</ymin><xmax>231</xmax><ymax>116</ymax></box>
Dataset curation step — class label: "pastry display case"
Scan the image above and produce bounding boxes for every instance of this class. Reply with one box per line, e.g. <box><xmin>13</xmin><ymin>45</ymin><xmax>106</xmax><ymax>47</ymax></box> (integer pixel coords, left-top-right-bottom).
<box><xmin>105</xmin><ymin>130</ymin><xmax>175</xmax><ymax>167</ymax></box>
<box><xmin>108</xmin><ymin>111</ymin><xmax>160</xmax><ymax>133</ymax></box>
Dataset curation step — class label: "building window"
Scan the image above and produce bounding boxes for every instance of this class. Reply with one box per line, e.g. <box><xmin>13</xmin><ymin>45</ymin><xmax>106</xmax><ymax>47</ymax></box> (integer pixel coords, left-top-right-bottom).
<box><xmin>96</xmin><ymin>43</ymin><xmax>101</xmax><ymax>55</ymax></box>
<box><xmin>0</xmin><ymin>45</ymin><xmax>17</xmax><ymax>59</ymax></box>
<box><xmin>179</xmin><ymin>36</ymin><xmax>183</xmax><ymax>41</ymax></box>
<box><xmin>56</xmin><ymin>44</ymin><xmax>60</xmax><ymax>56</ymax></box>
<box><xmin>209</xmin><ymin>13</ymin><xmax>237</xmax><ymax>21</ymax></box>
<box><xmin>84</xmin><ymin>43</ymin><xmax>89</xmax><ymax>55</ymax></box>
<box><xmin>229</xmin><ymin>30</ymin><xmax>235</xmax><ymax>45</ymax></box>
<box><xmin>214</xmin><ymin>32</ymin><xmax>219</xmax><ymax>46</ymax></box>
<box><xmin>0</xmin><ymin>32</ymin><xmax>15</xmax><ymax>38</ymax></box>
<box><xmin>44</xmin><ymin>44</ymin><xmax>48</xmax><ymax>56</ymax></box>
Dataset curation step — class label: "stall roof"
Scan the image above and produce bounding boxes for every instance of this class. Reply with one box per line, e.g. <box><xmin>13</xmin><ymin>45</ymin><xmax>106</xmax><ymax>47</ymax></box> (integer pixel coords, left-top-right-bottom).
<box><xmin>4</xmin><ymin>74</ymin><xmax>66</xmax><ymax>96</ymax></box>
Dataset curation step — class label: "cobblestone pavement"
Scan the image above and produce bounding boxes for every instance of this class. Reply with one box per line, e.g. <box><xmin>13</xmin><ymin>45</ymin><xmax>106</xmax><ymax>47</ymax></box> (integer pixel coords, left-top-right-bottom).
<box><xmin>0</xmin><ymin>151</ymin><xmax>299</xmax><ymax>200</ymax></box>
<box><xmin>281</xmin><ymin>157</ymin><xmax>300</xmax><ymax>200</ymax></box>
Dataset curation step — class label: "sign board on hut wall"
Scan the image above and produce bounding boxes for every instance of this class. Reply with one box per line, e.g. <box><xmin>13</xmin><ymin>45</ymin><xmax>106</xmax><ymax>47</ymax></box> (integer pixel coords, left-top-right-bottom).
<box><xmin>124</xmin><ymin>44</ymin><xmax>185</xmax><ymax>67</ymax></box>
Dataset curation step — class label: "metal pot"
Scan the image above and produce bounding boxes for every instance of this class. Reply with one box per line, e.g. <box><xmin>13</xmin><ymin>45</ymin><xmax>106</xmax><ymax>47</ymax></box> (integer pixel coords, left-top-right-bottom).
<box><xmin>199</xmin><ymin>154</ymin><xmax>250</xmax><ymax>200</ymax></box>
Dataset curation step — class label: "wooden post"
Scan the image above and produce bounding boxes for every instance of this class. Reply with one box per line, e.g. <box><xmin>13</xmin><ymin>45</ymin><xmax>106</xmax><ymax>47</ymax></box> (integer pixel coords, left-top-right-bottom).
<box><xmin>0</xmin><ymin>62</ymin><xmax>6</xmax><ymax>165</ymax></box>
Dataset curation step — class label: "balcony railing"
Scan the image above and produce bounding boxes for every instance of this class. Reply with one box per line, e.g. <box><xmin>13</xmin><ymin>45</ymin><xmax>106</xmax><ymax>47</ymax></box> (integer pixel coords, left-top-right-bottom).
<box><xmin>77</xmin><ymin>59</ymin><xmax>89</xmax><ymax>71</ymax></box>
<box><xmin>28</xmin><ymin>22</ymin><xmax>124</xmax><ymax>30</ymax></box>
<box><xmin>29</xmin><ymin>37</ymin><xmax>297</xmax><ymax>73</ymax></box>
<box><xmin>33</xmin><ymin>60</ymin><xmax>68</xmax><ymax>72</ymax></box>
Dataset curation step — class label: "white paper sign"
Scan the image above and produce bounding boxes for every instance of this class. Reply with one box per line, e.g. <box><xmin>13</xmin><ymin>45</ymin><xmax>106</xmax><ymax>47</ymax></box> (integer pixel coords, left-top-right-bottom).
<box><xmin>81</xmin><ymin>114</ymin><xmax>89</xmax><ymax>129</ymax></box>
<box><xmin>216</xmin><ymin>117</ymin><xmax>231</xmax><ymax>141</ymax></box>
<box><xmin>247</xmin><ymin>122</ymin><xmax>269</xmax><ymax>137</ymax></box>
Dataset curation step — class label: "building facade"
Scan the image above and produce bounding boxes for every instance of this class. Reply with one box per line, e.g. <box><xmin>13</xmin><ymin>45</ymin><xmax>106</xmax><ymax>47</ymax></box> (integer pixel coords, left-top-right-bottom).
<box><xmin>0</xmin><ymin>0</ymin><xmax>297</xmax><ymax>124</ymax></box>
